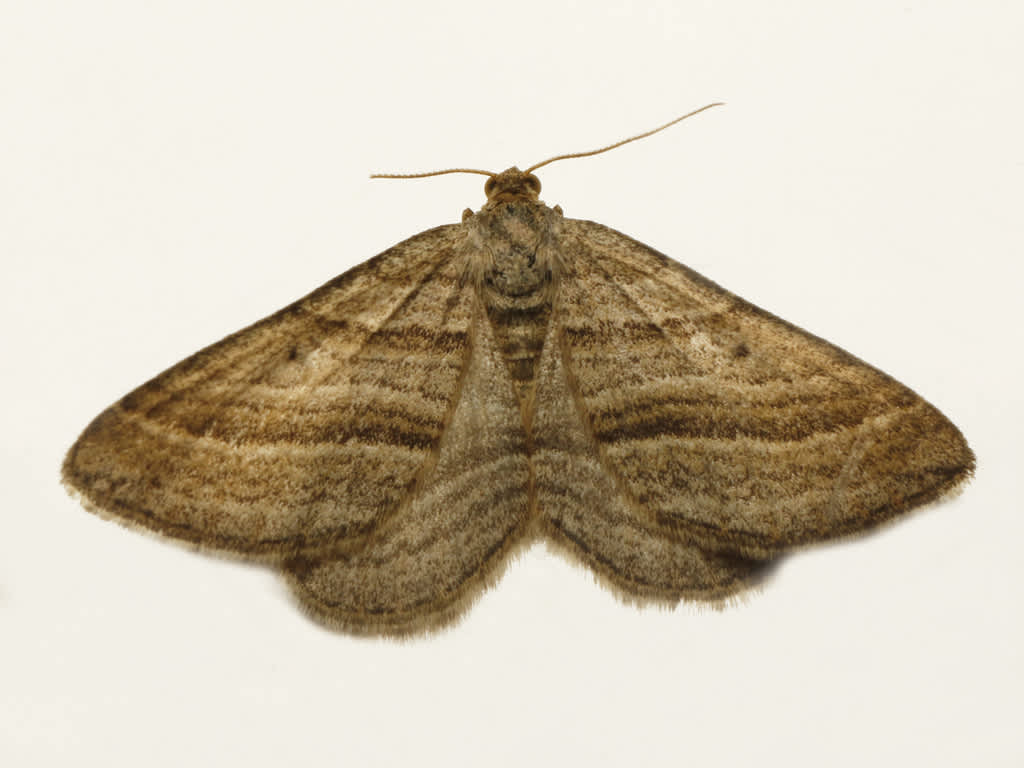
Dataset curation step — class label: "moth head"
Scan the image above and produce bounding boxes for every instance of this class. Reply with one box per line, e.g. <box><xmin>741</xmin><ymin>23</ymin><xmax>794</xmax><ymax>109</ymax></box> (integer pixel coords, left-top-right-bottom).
<box><xmin>483</xmin><ymin>168</ymin><xmax>542</xmax><ymax>206</ymax></box>
<box><xmin>371</xmin><ymin>103</ymin><xmax>725</xmax><ymax>213</ymax></box>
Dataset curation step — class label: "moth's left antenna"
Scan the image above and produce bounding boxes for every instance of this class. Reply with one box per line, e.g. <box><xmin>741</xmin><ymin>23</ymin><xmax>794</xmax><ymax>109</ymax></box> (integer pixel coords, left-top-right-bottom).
<box><xmin>370</xmin><ymin>168</ymin><xmax>494</xmax><ymax>180</ymax></box>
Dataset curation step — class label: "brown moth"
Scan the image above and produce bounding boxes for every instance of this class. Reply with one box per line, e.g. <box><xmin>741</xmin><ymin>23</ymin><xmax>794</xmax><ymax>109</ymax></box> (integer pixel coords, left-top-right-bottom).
<box><xmin>63</xmin><ymin>106</ymin><xmax>974</xmax><ymax>636</ymax></box>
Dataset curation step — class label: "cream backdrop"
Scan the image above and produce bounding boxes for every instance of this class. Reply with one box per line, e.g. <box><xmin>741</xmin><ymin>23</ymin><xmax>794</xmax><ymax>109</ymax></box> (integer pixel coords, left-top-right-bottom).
<box><xmin>3</xmin><ymin>2</ymin><xmax>1021</xmax><ymax>766</ymax></box>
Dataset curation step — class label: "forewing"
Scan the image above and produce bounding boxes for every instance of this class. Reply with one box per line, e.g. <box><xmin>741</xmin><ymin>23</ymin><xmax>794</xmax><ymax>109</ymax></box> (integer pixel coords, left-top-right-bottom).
<box><xmin>285</xmin><ymin>301</ymin><xmax>532</xmax><ymax>636</ymax></box>
<box><xmin>557</xmin><ymin>219</ymin><xmax>974</xmax><ymax>558</ymax></box>
<box><xmin>63</xmin><ymin>225</ymin><xmax>474</xmax><ymax>558</ymax></box>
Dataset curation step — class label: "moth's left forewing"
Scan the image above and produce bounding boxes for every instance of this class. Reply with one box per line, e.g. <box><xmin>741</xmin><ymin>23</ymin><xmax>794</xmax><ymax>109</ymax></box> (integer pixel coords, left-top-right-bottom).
<box><xmin>62</xmin><ymin>225</ymin><xmax>476</xmax><ymax>559</ymax></box>
<box><xmin>555</xmin><ymin>219</ymin><xmax>974</xmax><ymax>559</ymax></box>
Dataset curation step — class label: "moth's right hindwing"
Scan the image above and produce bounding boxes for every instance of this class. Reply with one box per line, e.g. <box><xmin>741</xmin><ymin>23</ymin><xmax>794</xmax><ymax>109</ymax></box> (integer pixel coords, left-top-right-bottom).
<box><xmin>532</xmin><ymin>305</ymin><xmax>765</xmax><ymax>603</ymax></box>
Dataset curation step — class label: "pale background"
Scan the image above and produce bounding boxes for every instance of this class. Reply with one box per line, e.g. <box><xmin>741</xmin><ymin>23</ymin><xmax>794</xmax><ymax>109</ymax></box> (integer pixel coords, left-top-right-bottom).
<box><xmin>3</xmin><ymin>2</ymin><xmax>1021</xmax><ymax>766</ymax></box>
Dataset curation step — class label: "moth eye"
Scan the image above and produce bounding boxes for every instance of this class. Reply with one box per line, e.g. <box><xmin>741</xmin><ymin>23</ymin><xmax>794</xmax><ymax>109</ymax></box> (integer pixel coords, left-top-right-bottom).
<box><xmin>484</xmin><ymin>177</ymin><xmax>496</xmax><ymax>197</ymax></box>
<box><xmin>525</xmin><ymin>174</ymin><xmax>541</xmax><ymax>195</ymax></box>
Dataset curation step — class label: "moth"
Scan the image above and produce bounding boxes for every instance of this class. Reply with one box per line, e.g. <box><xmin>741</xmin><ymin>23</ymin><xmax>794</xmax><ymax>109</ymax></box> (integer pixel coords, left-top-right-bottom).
<box><xmin>63</xmin><ymin>106</ymin><xmax>974</xmax><ymax>636</ymax></box>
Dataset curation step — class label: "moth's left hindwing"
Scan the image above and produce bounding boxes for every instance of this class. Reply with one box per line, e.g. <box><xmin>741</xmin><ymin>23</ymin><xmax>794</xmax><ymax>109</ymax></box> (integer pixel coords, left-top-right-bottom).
<box><xmin>286</xmin><ymin>300</ymin><xmax>533</xmax><ymax>635</ymax></box>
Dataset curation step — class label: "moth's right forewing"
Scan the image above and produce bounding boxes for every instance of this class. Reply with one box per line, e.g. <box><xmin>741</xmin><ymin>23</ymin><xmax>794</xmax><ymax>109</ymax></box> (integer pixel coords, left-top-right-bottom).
<box><xmin>556</xmin><ymin>220</ymin><xmax>974</xmax><ymax>559</ymax></box>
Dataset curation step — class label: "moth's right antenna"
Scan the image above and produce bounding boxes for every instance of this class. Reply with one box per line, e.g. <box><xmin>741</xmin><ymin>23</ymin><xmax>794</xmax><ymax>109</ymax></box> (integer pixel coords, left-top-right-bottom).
<box><xmin>524</xmin><ymin>102</ymin><xmax>724</xmax><ymax>174</ymax></box>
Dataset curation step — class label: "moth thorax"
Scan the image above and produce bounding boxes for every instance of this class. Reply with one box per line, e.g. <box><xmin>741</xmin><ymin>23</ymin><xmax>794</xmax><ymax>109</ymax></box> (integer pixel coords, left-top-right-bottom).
<box><xmin>466</xmin><ymin>201</ymin><xmax>561</xmax><ymax>412</ymax></box>
<box><xmin>471</xmin><ymin>201</ymin><xmax>561</xmax><ymax>297</ymax></box>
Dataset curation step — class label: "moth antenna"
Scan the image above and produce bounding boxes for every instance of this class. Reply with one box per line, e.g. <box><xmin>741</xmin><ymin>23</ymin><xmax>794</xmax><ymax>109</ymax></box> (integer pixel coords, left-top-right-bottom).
<box><xmin>524</xmin><ymin>102</ymin><xmax>724</xmax><ymax>174</ymax></box>
<box><xmin>371</xmin><ymin>168</ymin><xmax>495</xmax><ymax>180</ymax></box>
